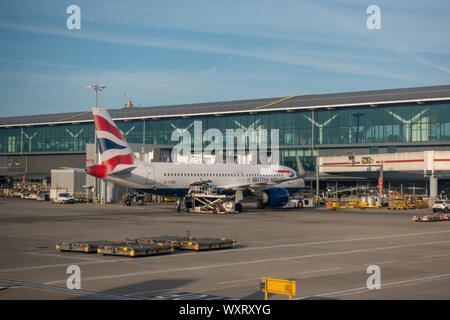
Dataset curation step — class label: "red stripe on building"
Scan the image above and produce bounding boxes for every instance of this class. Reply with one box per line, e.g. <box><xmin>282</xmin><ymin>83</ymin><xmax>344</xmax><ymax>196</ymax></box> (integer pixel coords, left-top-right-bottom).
<box><xmin>374</xmin><ymin>159</ymin><xmax>424</xmax><ymax>164</ymax></box>
<box><xmin>325</xmin><ymin>159</ymin><xmax>426</xmax><ymax>165</ymax></box>
<box><xmin>434</xmin><ymin>159</ymin><xmax>450</xmax><ymax>162</ymax></box>
<box><xmin>94</xmin><ymin>115</ymin><xmax>124</xmax><ymax>141</ymax></box>
<box><xmin>383</xmin><ymin>159</ymin><xmax>424</xmax><ymax>163</ymax></box>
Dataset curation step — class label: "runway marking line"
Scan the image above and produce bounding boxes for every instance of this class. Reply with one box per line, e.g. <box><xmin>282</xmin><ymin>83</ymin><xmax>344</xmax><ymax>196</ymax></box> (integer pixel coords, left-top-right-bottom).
<box><xmin>294</xmin><ymin>272</ymin><xmax>450</xmax><ymax>300</ymax></box>
<box><xmin>238</xmin><ymin>229</ymin><xmax>450</xmax><ymax>251</ymax></box>
<box><xmin>293</xmin><ymin>267</ymin><xmax>342</xmax><ymax>276</ymax></box>
<box><xmin>0</xmin><ymin>258</ymin><xmax>127</xmax><ymax>273</ymax></box>
<box><xmin>0</xmin><ymin>278</ymin><xmax>144</xmax><ymax>300</ymax></box>
<box><xmin>217</xmin><ymin>277</ymin><xmax>264</xmax><ymax>285</ymax></box>
<box><xmin>27</xmin><ymin>251</ymin><xmax>106</xmax><ymax>261</ymax></box>
<box><xmin>363</xmin><ymin>260</ymin><xmax>398</xmax><ymax>266</ymax></box>
<box><xmin>128</xmin><ymin>287</ymin><xmax>184</xmax><ymax>296</ymax></box>
<box><xmin>216</xmin><ymin>268</ymin><xmax>342</xmax><ymax>287</ymax></box>
<box><xmin>419</xmin><ymin>253</ymin><xmax>450</xmax><ymax>260</ymax></box>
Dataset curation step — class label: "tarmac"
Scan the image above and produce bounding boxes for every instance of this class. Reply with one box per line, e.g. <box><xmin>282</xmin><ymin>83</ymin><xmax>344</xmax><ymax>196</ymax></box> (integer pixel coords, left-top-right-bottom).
<box><xmin>0</xmin><ymin>197</ymin><xmax>449</xmax><ymax>300</ymax></box>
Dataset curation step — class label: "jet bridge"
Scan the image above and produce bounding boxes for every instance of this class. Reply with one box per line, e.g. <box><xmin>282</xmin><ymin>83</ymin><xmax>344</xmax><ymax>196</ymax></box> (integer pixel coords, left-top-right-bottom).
<box><xmin>319</xmin><ymin>150</ymin><xmax>450</xmax><ymax>198</ymax></box>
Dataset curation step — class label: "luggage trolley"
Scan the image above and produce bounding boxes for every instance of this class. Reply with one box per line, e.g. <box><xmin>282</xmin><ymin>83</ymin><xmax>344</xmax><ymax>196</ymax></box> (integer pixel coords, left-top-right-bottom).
<box><xmin>184</xmin><ymin>182</ymin><xmax>238</xmax><ymax>214</ymax></box>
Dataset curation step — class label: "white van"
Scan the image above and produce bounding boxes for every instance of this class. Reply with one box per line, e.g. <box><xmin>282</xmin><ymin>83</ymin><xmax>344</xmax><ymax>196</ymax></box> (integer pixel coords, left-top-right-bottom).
<box><xmin>51</xmin><ymin>192</ymin><xmax>75</xmax><ymax>204</ymax></box>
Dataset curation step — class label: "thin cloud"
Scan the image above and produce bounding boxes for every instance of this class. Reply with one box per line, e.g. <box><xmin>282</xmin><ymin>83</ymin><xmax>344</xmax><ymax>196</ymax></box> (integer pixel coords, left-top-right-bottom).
<box><xmin>0</xmin><ymin>22</ymin><xmax>427</xmax><ymax>82</ymax></box>
<box><xmin>0</xmin><ymin>57</ymin><xmax>89</xmax><ymax>70</ymax></box>
<box><xmin>201</xmin><ymin>65</ymin><xmax>218</xmax><ymax>78</ymax></box>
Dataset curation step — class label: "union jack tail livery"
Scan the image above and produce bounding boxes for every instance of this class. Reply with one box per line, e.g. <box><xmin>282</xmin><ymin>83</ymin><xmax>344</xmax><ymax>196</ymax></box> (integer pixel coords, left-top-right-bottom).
<box><xmin>87</xmin><ymin>107</ymin><xmax>136</xmax><ymax>178</ymax></box>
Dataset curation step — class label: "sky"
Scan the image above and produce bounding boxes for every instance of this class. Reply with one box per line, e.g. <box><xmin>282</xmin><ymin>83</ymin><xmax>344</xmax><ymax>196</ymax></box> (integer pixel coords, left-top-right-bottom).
<box><xmin>0</xmin><ymin>0</ymin><xmax>449</xmax><ymax>117</ymax></box>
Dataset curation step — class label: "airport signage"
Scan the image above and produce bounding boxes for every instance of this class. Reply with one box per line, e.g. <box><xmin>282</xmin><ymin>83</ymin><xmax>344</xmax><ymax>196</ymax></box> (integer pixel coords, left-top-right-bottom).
<box><xmin>361</xmin><ymin>157</ymin><xmax>374</xmax><ymax>164</ymax></box>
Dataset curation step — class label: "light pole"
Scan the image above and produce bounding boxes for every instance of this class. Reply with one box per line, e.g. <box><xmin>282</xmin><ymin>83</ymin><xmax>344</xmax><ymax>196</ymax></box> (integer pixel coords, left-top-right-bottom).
<box><xmin>86</xmin><ymin>84</ymin><xmax>106</xmax><ymax>108</ymax></box>
<box><xmin>86</xmin><ymin>84</ymin><xmax>106</xmax><ymax>202</ymax></box>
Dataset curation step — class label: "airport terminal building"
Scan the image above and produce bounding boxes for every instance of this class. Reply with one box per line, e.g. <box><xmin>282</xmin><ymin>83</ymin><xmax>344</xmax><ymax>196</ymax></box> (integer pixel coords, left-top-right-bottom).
<box><xmin>1</xmin><ymin>84</ymin><xmax>450</xmax><ymax>197</ymax></box>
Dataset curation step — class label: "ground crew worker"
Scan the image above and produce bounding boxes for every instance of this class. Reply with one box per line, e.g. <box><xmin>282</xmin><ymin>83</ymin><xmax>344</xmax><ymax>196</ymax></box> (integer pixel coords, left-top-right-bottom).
<box><xmin>176</xmin><ymin>198</ymin><xmax>181</xmax><ymax>213</ymax></box>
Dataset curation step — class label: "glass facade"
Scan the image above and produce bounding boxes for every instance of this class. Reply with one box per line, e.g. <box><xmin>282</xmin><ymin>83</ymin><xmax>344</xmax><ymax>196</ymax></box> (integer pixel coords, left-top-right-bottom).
<box><xmin>0</xmin><ymin>122</ymin><xmax>94</xmax><ymax>154</ymax></box>
<box><xmin>1</xmin><ymin>101</ymin><xmax>449</xmax><ymax>170</ymax></box>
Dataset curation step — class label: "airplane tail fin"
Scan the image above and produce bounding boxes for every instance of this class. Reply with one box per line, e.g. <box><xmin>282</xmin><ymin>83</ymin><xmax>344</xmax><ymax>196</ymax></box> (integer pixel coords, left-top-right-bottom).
<box><xmin>296</xmin><ymin>156</ymin><xmax>306</xmax><ymax>178</ymax></box>
<box><xmin>86</xmin><ymin>107</ymin><xmax>136</xmax><ymax>178</ymax></box>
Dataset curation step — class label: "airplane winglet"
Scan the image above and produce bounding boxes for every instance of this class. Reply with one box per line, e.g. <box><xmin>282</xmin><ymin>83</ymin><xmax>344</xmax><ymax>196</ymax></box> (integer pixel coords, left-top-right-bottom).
<box><xmin>296</xmin><ymin>156</ymin><xmax>305</xmax><ymax>178</ymax></box>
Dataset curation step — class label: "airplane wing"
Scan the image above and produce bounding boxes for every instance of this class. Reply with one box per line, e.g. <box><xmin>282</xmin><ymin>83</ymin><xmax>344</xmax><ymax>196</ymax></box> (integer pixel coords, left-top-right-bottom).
<box><xmin>220</xmin><ymin>178</ymin><xmax>294</xmax><ymax>193</ymax></box>
<box><xmin>110</xmin><ymin>164</ymin><xmax>137</xmax><ymax>174</ymax></box>
<box><xmin>108</xmin><ymin>165</ymin><xmax>137</xmax><ymax>177</ymax></box>
<box><xmin>58</xmin><ymin>167</ymin><xmax>86</xmax><ymax>172</ymax></box>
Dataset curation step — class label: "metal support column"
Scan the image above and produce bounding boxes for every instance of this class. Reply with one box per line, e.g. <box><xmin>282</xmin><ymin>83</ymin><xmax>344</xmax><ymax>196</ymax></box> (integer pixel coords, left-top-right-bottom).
<box><xmin>315</xmin><ymin>156</ymin><xmax>319</xmax><ymax>205</ymax></box>
<box><xmin>430</xmin><ymin>175</ymin><xmax>438</xmax><ymax>198</ymax></box>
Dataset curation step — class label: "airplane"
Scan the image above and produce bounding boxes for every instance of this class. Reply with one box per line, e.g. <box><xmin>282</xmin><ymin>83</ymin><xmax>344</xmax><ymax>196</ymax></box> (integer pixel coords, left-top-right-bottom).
<box><xmin>86</xmin><ymin>107</ymin><xmax>305</xmax><ymax>211</ymax></box>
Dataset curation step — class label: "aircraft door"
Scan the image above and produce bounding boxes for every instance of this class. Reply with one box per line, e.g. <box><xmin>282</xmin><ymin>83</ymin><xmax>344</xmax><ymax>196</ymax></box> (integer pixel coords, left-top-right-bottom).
<box><xmin>145</xmin><ymin>165</ymin><xmax>156</xmax><ymax>187</ymax></box>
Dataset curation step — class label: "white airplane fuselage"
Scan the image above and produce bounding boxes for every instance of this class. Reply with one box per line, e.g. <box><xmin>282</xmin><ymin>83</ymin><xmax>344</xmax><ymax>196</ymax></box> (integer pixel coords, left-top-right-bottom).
<box><xmin>103</xmin><ymin>159</ymin><xmax>303</xmax><ymax>196</ymax></box>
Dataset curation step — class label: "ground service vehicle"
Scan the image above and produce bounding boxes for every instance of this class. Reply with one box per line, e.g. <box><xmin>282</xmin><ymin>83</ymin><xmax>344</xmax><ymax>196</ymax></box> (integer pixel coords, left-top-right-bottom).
<box><xmin>51</xmin><ymin>192</ymin><xmax>75</xmax><ymax>204</ymax></box>
<box><xmin>432</xmin><ymin>200</ymin><xmax>450</xmax><ymax>213</ymax></box>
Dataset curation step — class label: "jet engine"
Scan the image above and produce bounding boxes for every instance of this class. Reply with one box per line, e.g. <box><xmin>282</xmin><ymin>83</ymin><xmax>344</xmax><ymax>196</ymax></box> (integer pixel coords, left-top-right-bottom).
<box><xmin>257</xmin><ymin>188</ymin><xmax>289</xmax><ymax>209</ymax></box>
